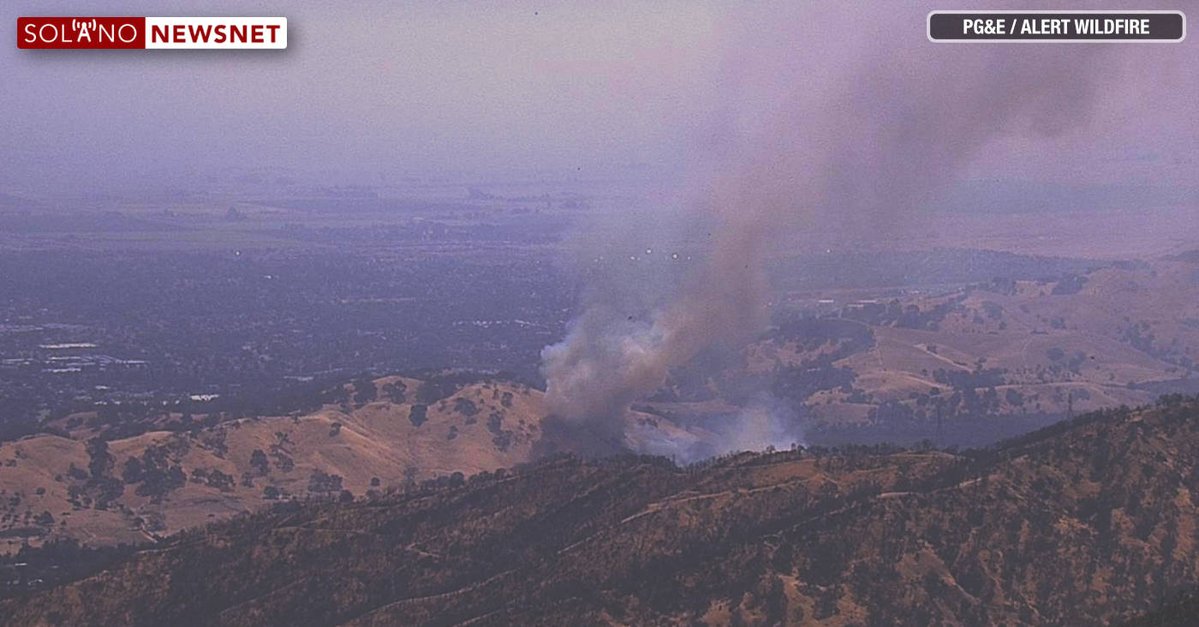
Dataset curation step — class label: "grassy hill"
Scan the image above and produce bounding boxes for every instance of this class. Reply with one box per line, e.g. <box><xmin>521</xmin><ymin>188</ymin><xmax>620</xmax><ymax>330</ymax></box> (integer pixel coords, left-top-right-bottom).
<box><xmin>6</xmin><ymin>255</ymin><xmax>1199</xmax><ymax>561</ymax></box>
<box><xmin>5</xmin><ymin>397</ymin><xmax>1199</xmax><ymax>624</ymax></box>
<box><xmin>0</xmin><ymin>375</ymin><xmax>551</xmax><ymax>553</ymax></box>
<box><xmin>0</xmin><ymin>373</ymin><xmax>713</xmax><ymax>555</ymax></box>
<box><xmin>713</xmin><ymin>257</ymin><xmax>1199</xmax><ymax>439</ymax></box>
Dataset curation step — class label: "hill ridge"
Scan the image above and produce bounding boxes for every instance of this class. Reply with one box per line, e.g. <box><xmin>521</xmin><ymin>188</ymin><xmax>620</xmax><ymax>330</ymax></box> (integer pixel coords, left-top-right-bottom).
<box><xmin>6</xmin><ymin>397</ymin><xmax>1199</xmax><ymax>624</ymax></box>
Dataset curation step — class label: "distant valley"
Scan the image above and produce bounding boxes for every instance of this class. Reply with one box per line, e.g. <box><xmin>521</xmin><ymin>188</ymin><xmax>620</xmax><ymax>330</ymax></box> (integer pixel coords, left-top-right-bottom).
<box><xmin>4</xmin><ymin>253</ymin><xmax>1199</xmax><ymax>557</ymax></box>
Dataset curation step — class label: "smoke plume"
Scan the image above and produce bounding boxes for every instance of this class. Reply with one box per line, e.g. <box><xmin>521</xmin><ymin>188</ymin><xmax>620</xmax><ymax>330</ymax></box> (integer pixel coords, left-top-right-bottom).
<box><xmin>541</xmin><ymin>2</ymin><xmax>1189</xmax><ymax>449</ymax></box>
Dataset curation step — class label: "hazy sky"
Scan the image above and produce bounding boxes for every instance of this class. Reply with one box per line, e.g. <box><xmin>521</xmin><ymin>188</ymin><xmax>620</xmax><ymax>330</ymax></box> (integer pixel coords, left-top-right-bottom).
<box><xmin>1</xmin><ymin>1</ymin><xmax>1195</xmax><ymax>195</ymax></box>
<box><xmin>2</xmin><ymin>1</ymin><xmax>727</xmax><ymax>192</ymax></box>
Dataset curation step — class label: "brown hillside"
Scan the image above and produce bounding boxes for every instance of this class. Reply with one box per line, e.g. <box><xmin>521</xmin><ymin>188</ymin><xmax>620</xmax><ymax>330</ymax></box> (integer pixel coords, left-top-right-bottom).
<box><xmin>0</xmin><ymin>377</ymin><xmax>552</xmax><ymax>553</ymax></box>
<box><xmin>0</xmin><ymin>376</ymin><xmax>705</xmax><ymax>554</ymax></box>
<box><xmin>730</xmin><ymin>258</ymin><xmax>1199</xmax><ymax>432</ymax></box>
<box><xmin>5</xmin><ymin>398</ymin><xmax>1199</xmax><ymax>625</ymax></box>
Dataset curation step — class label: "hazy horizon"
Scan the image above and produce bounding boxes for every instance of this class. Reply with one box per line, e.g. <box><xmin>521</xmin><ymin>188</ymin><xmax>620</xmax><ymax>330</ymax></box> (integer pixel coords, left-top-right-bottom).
<box><xmin>2</xmin><ymin>1</ymin><xmax>1196</xmax><ymax>204</ymax></box>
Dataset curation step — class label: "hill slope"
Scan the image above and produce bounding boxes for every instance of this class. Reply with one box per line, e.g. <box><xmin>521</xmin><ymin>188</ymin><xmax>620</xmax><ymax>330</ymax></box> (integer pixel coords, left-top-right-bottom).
<box><xmin>0</xmin><ymin>374</ymin><xmax>706</xmax><ymax>553</ymax></box>
<box><xmin>0</xmin><ymin>376</ymin><xmax>550</xmax><ymax>552</ymax></box>
<box><xmin>720</xmin><ymin>257</ymin><xmax>1199</xmax><ymax>439</ymax></box>
<box><xmin>5</xmin><ymin>398</ymin><xmax>1199</xmax><ymax>625</ymax></box>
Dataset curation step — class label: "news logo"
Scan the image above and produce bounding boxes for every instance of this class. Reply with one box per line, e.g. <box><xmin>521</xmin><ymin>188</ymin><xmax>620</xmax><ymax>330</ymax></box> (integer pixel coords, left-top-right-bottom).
<box><xmin>17</xmin><ymin>17</ymin><xmax>287</xmax><ymax>49</ymax></box>
<box><xmin>928</xmin><ymin>10</ymin><xmax>1185</xmax><ymax>42</ymax></box>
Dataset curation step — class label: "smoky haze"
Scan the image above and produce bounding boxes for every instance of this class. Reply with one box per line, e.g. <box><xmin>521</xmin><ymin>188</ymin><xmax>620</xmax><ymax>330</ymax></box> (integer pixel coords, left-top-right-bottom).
<box><xmin>0</xmin><ymin>1</ymin><xmax>723</xmax><ymax>192</ymax></box>
<box><xmin>1</xmin><ymin>2</ymin><xmax>1192</xmax><ymax>193</ymax></box>
<box><xmin>540</xmin><ymin>1</ymin><xmax>1197</xmax><ymax>448</ymax></box>
<box><xmin>1</xmin><ymin>1</ymin><xmax>1194</xmax><ymax>449</ymax></box>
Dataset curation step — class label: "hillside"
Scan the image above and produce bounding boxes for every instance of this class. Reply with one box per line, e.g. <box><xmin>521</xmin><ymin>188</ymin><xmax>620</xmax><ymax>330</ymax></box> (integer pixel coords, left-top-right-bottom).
<box><xmin>5</xmin><ymin>397</ymin><xmax>1199</xmax><ymax>625</ymax></box>
<box><xmin>0</xmin><ymin>376</ymin><xmax>552</xmax><ymax>552</ymax></box>
<box><xmin>0</xmin><ymin>374</ymin><xmax>712</xmax><ymax>554</ymax></box>
<box><xmin>675</xmin><ymin>256</ymin><xmax>1199</xmax><ymax>442</ymax></box>
<box><xmin>6</xmin><ymin>256</ymin><xmax>1199</xmax><ymax>557</ymax></box>
<box><xmin>1123</xmin><ymin>590</ymin><xmax>1199</xmax><ymax>627</ymax></box>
